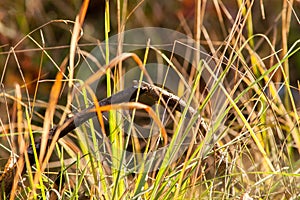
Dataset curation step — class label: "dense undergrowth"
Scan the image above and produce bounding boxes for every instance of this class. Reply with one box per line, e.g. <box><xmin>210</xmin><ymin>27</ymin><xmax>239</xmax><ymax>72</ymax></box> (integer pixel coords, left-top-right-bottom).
<box><xmin>0</xmin><ymin>0</ymin><xmax>300</xmax><ymax>199</ymax></box>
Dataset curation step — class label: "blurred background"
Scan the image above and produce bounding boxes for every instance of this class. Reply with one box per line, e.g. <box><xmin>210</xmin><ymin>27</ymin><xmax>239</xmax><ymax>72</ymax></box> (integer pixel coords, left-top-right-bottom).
<box><xmin>1</xmin><ymin>0</ymin><xmax>300</xmax><ymax>85</ymax></box>
<box><xmin>0</xmin><ymin>0</ymin><xmax>300</xmax><ymax>108</ymax></box>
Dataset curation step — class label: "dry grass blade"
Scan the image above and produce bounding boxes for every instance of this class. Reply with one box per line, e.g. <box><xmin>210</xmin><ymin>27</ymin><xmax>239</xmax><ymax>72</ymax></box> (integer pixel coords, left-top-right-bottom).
<box><xmin>84</xmin><ymin>85</ymin><xmax>106</xmax><ymax>136</ymax></box>
<box><xmin>89</xmin><ymin>102</ymin><xmax>168</xmax><ymax>145</ymax></box>
<box><xmin>31</xmin><ymin>67</ymin><xmax>65</xmax><ymax>197</ymax></box>
<box><xmin>9</xmin><ymin>84</ymin><xmax>25</xmax><ymax>200</ymax></box>
<box><xmin>39</xmin><ymin>68</ymin><xmax>64</xmax><ymax>162</ymax></box>
<box><xmin>65</xmin><ymin>0</ymin><xmax>90</xmax><ymax>125</ymax></box>
<box><xmin>83</xmin><ymin>52</ymin><xmax>152</xmax><ymax>89</ymax></box>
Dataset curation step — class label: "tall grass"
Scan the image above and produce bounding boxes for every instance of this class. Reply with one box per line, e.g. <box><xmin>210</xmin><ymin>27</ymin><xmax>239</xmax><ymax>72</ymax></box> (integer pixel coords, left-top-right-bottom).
<box><xmin>0</xmin><ymin>0</ymin><xmax>300</xmax><ymax>199</ymax></box>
